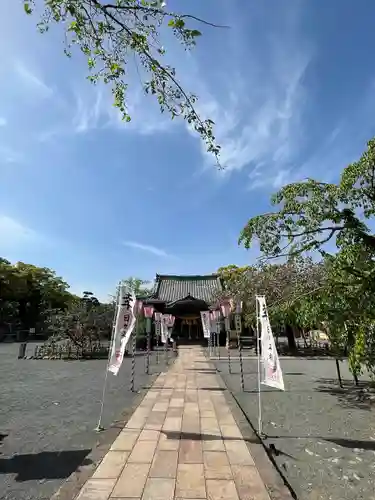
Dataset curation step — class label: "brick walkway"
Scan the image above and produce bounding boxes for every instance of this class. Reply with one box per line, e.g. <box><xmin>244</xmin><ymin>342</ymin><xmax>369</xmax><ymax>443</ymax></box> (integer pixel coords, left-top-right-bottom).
<box><xmin>76</xmin><ymin>347</ymin><xmax>271</xmax><ymax>500</ymax></box>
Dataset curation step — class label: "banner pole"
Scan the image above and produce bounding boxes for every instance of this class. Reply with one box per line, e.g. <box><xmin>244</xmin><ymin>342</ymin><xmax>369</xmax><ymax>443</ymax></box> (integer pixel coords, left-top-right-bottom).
<box><xmin>256</xmin><ymin>295</ymin><xmax>263</xmax><ymax>436</ymax></box>
<box><xmin>95</xmin><ymin>283</ymin><xmax>121</xmax><ymax>432</ymax></box>
<box><xmin>156</xmin><ymin>320</ymin><xmax>160</xmax><ymax>364</ymax></box>
<box><xmin>225</xmin><ymin>318</ymin><xmax>231</xmax><ymax>374</ymax></box>
<box><xmin>166</xmin><ymin>328</ymin><xmax>170</xmax><ymax>366</ymax></box>
<box><xmin>216</xmin><ymin>322</ymin><xmax>220</xmax><ymax>359</ymax></box>
<box><xmin>130</xmin><ymin>313</ymin><xmax>138</xmax><ymax>392</ymax></box>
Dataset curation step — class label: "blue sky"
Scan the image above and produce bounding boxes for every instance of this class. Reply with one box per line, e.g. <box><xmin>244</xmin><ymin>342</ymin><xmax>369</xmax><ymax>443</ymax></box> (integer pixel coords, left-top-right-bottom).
<box><xmin>1</xmin><ymin>0</ymin><xmax>375</xmax><ymax>301</ymax></box>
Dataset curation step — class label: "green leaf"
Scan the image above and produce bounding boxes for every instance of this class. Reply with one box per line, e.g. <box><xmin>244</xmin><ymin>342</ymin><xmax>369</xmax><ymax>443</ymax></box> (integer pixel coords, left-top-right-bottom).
<box><xmin>24</xmin><ymin>2</ymin><xmax>32</xmax><ymax>14</ymax></box>
<box><xmin>175</xmin><ymin>19</ymin><xmax>185</xmax><ymax>29</ymax></box>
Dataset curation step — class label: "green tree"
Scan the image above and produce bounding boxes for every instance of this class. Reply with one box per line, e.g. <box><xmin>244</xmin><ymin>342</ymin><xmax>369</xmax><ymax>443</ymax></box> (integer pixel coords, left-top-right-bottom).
<box><xmin>0</xmin><ymin>259</ymin><xmax>73</xmax><ymax>334</ymax></box>
<box><xmin>238</xmin><ymin>136</ymin><xmax>375</xmax><ymax>374</ymax></box>
<box><xmin>239</xmin><ymin>137</ymin><xmax>375</xmax><ymax>269</ymax></box>
<box><xmin>120</xmin><ymin>276</ymin><xmax>153</xmax><ymax>297</ymax></box>
<box><xmin>218</xmin><ymin>259</ymin><xmax>326</xmax><ymax>351</ymax></box>
<box><xmin>23</xmin><ymin>0</ymin><xmax>223</xmax><ymax>163</ymax></box>
<box><xmin>47</xmin><ymin>299</ymin><xmax>115</xmax><ymax>347</ymax></box>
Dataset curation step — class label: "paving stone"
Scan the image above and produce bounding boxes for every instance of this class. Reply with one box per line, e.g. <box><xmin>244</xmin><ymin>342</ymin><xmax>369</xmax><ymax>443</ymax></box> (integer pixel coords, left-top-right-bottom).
<box><xmin>74</xmin><ymin>347</ymin><xmax>271</xmax><ymax>500</ymax></box>
<box><xmin>92</xmin><ymin>451</ymin><xmax>129</xmax><ymax>479</ymax></box>
<box><xmin>203</xmin><ymin>451</ymin><xmax>232</xmax><ymax>479</ymax></box>
<box><xmin>111</xmin><ymin>463</ymin><xmax>150</xmax><ymax>498</ymax></box>
<box><xmin>200</xmin><ymin>410</ymin><xmax>216</xmax><ymax>418</ymax></box>
<box><xmin>217</xmin><ymin>414</ymin><xmax>237</xmax><ymax>426</ymax></box>
<box><xmin>200</xmin><ymin>418</ymin><xmax>220</xmax><ymax>433</ymax></box>
<box><xmin>158</xmin><ymin>433</ymin><xmax>180</xmax><ymax>451</ymax></box>
<box><xmin>202</xmin><ymin>438</ymin><xmax>225</xmax><ymax>452</ymax></box>
<box><xmin>163</xmin><ymin>416</ymin><xmax>182</xmax><ymax>432</ymax></box>
<box><xmin>184</xmin><ymin>402</ymin><xmax>200</xmax><ymax>414</ymax></box>
<box><xmin>176</xmin><ymin>463</ymin><xmax>206</xmax><ymax>499</ymax></box>
<box><xmin>219</xmin><ymin>425</ymin><xmax>243</xmax><ymax>439</ymax></box>
<box><xmin>185</xmin><ymin>392</ymin><xmax>199</xmax><ymax>403</ymax></box>
<box><xmin>167</xmin><ymin>407</ymin><xmax>184</xmax><ymax>418</ymax></box>
<box><xmin>224</xmin><ymin>440</ymin><xmax>255</xmax><ymax>466</ymax></box>
<box><xmin>110</xmin><ymin>431</ymin><xmax>140</xmax><ymax>451</ymax></box>
<box><xmin>138</xmin><ymin>429</ymin><xmax>160</xmax><ymax>441</ymax></box>
<box><xmin>231</xmin><ymin>465</ymin><xmax>271</xmax><ymax>500</ymax></box>
<box><xmin>128</xmin><ymin>440</ymin><xmax>158</xmax><ymax>463</ymax></box>
<box><xmin>142</xmin><ymin>477</ymin><xmax>175</xmax><ymax>500</ymax></box>
<box><xmin>77</xmin><ymin>479</ymin><xmax>117</xmax><ymax>500</ymax></box>
<box><xmin>170</xmin><ymin>398</ymin><xmax>185</xmax><ymax>407</ymax></box>
<box><xmin>153</xmin><ymin>401</ymin><xmax>169</xmax><ymax>412</ymax></box>
<box><xmin>145</xmin><ymin>411</ymin><xmax>166</xmax><ymax>430</ymax></box>
<box><xmin>206</xmin><ymin>479</ymin><xmax>239</xmax><ymax>500</ymax></box>
<box><xmin>179</xmin><ymin>439</ymin><xmax>203</xmax><ymax>463</ymax></box>
<box><xmin>150</xmin><ymin>450</ymin><xmax>178</xmax><ymax>478</ymax></box>
<box><xmin>125</xmin><ymin>416</ymin><xmax>147</xmax><ymax>430</ymax></box>
<box><xmin>182</xmin><ymin>416</ymin><xmax>201</xmax><ymax>434</ymax></box>
<box><xmin>172</xmin><ymin>389</ymin><xmax>185</xmax><ymax>397</ymax></box>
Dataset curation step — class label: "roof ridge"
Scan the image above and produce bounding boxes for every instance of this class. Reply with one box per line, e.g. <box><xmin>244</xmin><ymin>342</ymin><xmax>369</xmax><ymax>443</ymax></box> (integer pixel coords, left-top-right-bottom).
<box><xmin>156</xmin><ymin>274</ymin><xmax>219</xmax><ymax>280</ymax></box>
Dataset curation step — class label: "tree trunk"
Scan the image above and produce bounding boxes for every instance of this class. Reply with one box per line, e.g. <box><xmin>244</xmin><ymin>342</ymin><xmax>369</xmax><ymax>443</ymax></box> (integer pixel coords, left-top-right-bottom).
<box><xmin>301</xmin><ymin>329</ymin><xmax>308</xmax><ymax>348</ymax></box>
<box><xmin>285</xmin><ymin>324</ymin><xmax>297</xmax><ymax>352</ymax></box>
<box><xmin>335</xmin><ymin>358</ymin><xmax>343</xmax><ymax>388</ymax></box>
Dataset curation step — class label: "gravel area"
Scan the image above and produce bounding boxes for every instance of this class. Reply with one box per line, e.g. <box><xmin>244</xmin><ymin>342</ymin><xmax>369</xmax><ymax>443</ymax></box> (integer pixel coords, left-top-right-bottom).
<box><xmin>0</xmin><ymin>342</ymin><xmax>172</xmax><ymax>500</ymax></box>
<box><xmin>213</xmin><ymin>350</ymin><xmax>375</xmax><ymax>500</ymax></box>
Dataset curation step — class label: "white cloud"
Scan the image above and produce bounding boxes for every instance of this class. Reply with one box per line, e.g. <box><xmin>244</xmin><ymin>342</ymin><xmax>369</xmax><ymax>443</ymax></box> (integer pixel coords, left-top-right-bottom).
<box><xmin>38</xmin><ymin>78</ymin><xmax>174</xmax><ymax>140</ymax></box>
<box><xmin>123</xmin><ymin>240</ymin><xmax>174</xmax><ymax>258</ymax></box>
<box><xmin>0</xmin><ymin>117</ymin><xmax>6</xmax><ymax>127</ymax></box>
<box><xmin>192</xmin><ymin>46</ymin><xmax>310</xmax><ymax>184</ymax></box>
<box><xmin>0</xmin><ymin>145</ymin><xmax>24</xmax><ymax>164</ymax></box>
<box><xmin>14</xmin><ymin>61</ymin><xmax>53</xmax><ymax>98</ymax></box>
<box><xmin>92</xmin><ymin>84</ymin><xmax>175</xmax><ymax>136</ymax></box>
<box><xmin>0</xmin><ymin>215</ymin><xmax>37</xmax><ymax>248</ymax></box>
<box><xmin>155</xmin><ymin>3</ymin><xmax>312</xmax><ymax>189</ymax></box>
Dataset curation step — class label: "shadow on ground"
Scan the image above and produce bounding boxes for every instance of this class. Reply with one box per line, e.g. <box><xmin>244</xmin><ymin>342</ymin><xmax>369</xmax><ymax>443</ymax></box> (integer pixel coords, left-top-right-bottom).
<box><xmin>163</xmin><ymin>430</ymin><xmax>299</xmax><ymax>461</ymax></box>
<box><xmin>264</xmin><ymin>433</ymin><xmax>375</xmax><ymax>451</ymax></box>
<box><xmin>0</xmin><ymin>449</ymin><xmax>92</xmax><ymax>482</ymax></box>
<box><xmin>163</xmin><ymin>430</ymin><xmax>257</xmax><ymax>443</ymax></box>
<box><xmin>315</xmin><ymin>378</ymin><xmax>375</xmax><ymax>410</ymax></box>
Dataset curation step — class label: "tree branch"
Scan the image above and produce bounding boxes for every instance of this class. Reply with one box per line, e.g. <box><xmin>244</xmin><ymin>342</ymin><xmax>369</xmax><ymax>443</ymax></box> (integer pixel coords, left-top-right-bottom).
<box><xmin>99</xmin><ymin>2</ymin><xmax>230</xmax><ymax>29</ymax></box>
<box><xmin>88</xmin><ymin>0</ymin><xmax>221</xmax><ymax>166</ymax></box>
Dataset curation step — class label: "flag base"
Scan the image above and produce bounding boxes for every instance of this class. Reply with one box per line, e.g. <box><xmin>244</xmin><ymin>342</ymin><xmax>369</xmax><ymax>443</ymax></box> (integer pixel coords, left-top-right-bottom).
<box><xmin>95</xmin><ymin>425</ymin><xmax>105</xmax><ymax>432</ymax></box>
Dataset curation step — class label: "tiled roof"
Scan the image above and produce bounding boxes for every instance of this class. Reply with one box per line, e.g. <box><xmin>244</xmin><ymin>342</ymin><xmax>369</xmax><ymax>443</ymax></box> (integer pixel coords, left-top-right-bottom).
<box><xmin>154</xmin><ymin>274</ymin><xmax>222</xmax><ymax>304</ymax></box>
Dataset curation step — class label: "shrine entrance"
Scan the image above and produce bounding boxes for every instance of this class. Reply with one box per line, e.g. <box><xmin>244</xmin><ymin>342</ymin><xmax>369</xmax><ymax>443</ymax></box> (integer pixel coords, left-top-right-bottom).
<box><xmin>137</xmin><ymin>274</ymin><xmax>224</xmax><ymax>346</ymax></box>
<box><xmin>173</xmin><ymin>315</ymin><xmax>204</xmax><ymax>344</ymax></box>
<box><xmin>165</xmin><ymin>296</ymin><xmax>208</xmax><ymax>345</ymax></box>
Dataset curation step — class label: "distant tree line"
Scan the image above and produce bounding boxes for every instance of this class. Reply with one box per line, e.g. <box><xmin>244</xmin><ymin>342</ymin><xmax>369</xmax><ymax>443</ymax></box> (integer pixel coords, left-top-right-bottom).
<box><xmin>0</xmin><ymin>260</ymin><xmax>152</xmax><ymax>347</ymax></box>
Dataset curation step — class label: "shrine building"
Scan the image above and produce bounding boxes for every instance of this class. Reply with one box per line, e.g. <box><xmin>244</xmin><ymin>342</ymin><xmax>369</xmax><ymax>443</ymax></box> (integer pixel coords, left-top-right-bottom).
<box><xmin>140</xmin><ymin>274</ymin><xmax>224</xmax><ymax>343</ymax></box>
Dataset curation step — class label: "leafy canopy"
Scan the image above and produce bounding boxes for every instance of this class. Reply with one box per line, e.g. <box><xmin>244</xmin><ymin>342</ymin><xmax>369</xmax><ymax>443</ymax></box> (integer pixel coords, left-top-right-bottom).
<box><xmin>237</xmin><ymin>136</ymin><xmax>375</xmax><ymax>374</ymax></box>
<box><xmin>23</xmin><ymin>0</ymin><xmax>223</xmax><ymax>164</ymax></box>
<box><xmin>239</xmin><ymin>138</ymin><xmax>375</xmax><ymax>261</ymax></box>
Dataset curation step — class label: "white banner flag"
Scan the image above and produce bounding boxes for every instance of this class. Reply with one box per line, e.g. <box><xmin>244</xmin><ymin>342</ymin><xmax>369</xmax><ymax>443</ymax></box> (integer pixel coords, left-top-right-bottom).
<box><xmin>256</xmin><ymin>296</ymin><xmax>285</xmax><ymax>391</ymax></box>
<box><xmin>155</xmin><ymin>313</ymin><xmax>162</xmax><ymax>343</ymax></box>
<box><xmin>200</xmin><ymin>311</ymin><xmax>211</xmax><ymax>338</ymax></box>
<box><xmin>108</xmin><ymin>285</ymin><xmax>136</xmax><ymax>376</ymax></box>
<box><xmin>161</xmin><ymin>314</ymin><xmax>170</xmax><ymax>344</ymax></box>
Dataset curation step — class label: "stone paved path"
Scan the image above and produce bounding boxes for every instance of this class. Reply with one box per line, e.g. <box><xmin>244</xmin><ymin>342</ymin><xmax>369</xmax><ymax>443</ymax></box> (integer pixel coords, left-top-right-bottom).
<box><xmin>76</xmin><ymin>347</ymin><xmax>271</xmax><ymax>500</ymax></box>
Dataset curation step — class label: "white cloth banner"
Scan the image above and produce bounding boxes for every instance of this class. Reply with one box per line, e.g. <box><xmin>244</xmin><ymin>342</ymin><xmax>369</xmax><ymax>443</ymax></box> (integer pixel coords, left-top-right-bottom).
<box><xmin>155</xmin><ymin>318</ymin><xmax>161</xmax><ymax>342</ymax></box>
<box><xmin>161</xmin><ymin>314</ymin><xmax>170</xmax><ymax>344</ymax></box>
<box><xmin>108</xmin><ymin>285</ymin><xmax>136</xmax><ymax>376</ymax></box>
<box><xmin>256</xmin><ymin>296</ymin><xmax>285</xmax><ymax>391</ymax></box>
<box><xmin>200</xmin><ymin>311</ymin><xmax>211</xmax><ymax>339</ymax></box>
